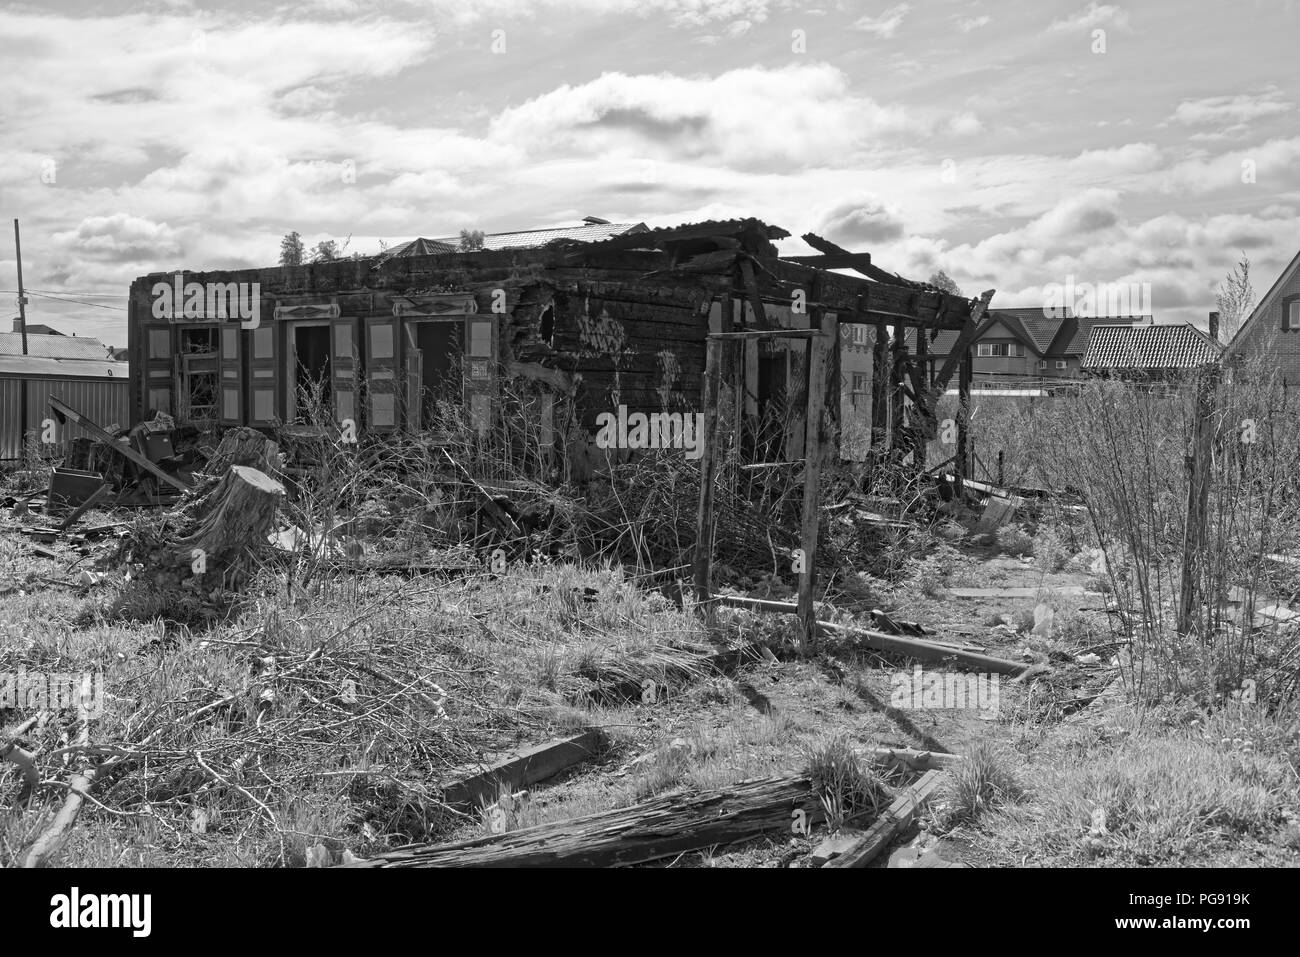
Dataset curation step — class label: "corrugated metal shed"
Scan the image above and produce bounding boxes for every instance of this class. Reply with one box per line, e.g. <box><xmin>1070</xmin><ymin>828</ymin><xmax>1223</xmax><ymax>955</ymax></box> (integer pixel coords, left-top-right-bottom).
<box><xmin>0</xmin><ymin>365</ymin><xmax>130</xmax><ymax>460</ymax></box>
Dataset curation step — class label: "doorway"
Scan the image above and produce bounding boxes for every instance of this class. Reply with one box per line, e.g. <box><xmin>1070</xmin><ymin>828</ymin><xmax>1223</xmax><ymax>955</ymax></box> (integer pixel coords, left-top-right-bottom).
<box><xmin>293</xmin><ymin>324</ymin><xmax>332</xmax><ymax>418</ymax></box>
<box><xmin>414</xmin><ymin>321</ymin><xmax>463</xmax><ymax>424</ymax></box>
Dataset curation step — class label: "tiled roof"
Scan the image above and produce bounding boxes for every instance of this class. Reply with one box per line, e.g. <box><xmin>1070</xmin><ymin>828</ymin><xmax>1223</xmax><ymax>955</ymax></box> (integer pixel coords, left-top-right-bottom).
<box><xmin>994</xmin><ymin>307</ymin><xmax>1070</xmax><ymax>354</ymax></box>
<box><xmin>0</xmin><ymin>332</ymin><xmax>111</xmax><ymax>360</ymax></box>
<box><xmin>385</xmin><ymin>237</ymin><xmax>458</xmax><ymax>257</ymax></box>
<box><xmin>431</xmin><ymin>222</ymin><xmax>647</xmax><ymax>251</ymax></box>
<box><xmin>1054</xmin><ymin>314</ymin><xmax>1150</xmax><ymax>355</ymax></box>
<box><xmin>1081</xmin><ymin>323</ymin><xmax>1220</xmax><ymax>371</ymax></box>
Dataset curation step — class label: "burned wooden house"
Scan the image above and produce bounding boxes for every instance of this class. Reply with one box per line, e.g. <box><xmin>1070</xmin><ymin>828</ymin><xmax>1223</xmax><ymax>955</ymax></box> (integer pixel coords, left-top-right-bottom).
<box><xmin>126</xmin><ymin>218</ymin><xmax>991</xmax><ymax>478</ymax></box>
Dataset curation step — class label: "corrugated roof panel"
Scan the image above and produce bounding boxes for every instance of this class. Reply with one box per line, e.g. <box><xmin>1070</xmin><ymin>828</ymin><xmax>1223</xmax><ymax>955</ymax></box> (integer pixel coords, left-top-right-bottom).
<box><xmin>0</xmin><ymin>355</ymin><xmax>128</xmax><ymax>378</ymax></box>
<box><xmin>0</xmin><ymin>332</ymin><xmax>112</xmax><ymax>360</ymax></box>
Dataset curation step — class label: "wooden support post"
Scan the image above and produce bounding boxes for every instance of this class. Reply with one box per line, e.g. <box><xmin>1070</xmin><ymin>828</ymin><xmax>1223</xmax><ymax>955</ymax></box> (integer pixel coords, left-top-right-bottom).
<box><xmin>823</xmin><ymin>295</ymin><xmax>840</xmax><ymax>463</ymax></box>
<box><xmin>955</xmin><ymin>347</ymin><xmax>972</xmax><ymax>497</ymax></box>
<box><xmin>889</xmin><ymin>326</ymin><xmax>907</xmax><ymax>458</ymax></box>
<box><xmin>870</xmin><ymin>321</ymin><xmax>889</xmax><ymax>450</ymax></box>
<box><xmin>913</xmin><ymin>329</ymin><xmax>929</xmax><ymax>470</ymax></box>
<box><xmin>1178</xmin><ymin>365</ymin><xmax>1219</xmax><ymax>637</ymax></box>
<box><xmin>693</xmin><ymin>335</ymin><xmax>723</xmax><ymax>625</ymax></box>
<box><xmin>796</xmin><ymin>310</ymin><xmax>835</xmax><ymax>651</ymax></box>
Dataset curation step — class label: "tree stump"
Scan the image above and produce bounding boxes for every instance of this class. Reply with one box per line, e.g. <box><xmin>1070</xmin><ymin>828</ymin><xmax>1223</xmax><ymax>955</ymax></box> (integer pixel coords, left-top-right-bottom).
<box><xmin>204</xmin><ymin>427</ymin><xmax>281</xmax><ymax>478</ymax></box>
<box><xmin>121</xmin><ymin>466</ymin><xmax>286</xmax><ymax>597</ymax></box>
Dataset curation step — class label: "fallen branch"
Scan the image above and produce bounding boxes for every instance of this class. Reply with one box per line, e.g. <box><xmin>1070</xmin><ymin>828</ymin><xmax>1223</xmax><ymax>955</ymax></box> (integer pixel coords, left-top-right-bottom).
<box><xmin>0</xmin><ymin>715</ymin><xmax>42</xmax><ymax>807</ymax></box>
<box><xmin>23</xmin><ymin>717</ymin><xmax>94</xmax><ymax>868</ymax></box>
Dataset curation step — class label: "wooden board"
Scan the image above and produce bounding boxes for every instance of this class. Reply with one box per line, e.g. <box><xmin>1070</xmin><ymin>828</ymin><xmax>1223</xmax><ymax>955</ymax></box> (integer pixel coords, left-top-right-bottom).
<box><xmin>348</xmin><ymin>774</ymin><xmax>823</xmax><ymax>868</ymax></box>
<box><xmin>441</xmin><ymin>730</ymin><xmax>604</xmax><ymax>812</ymax></box>
<box><xmin>822</xmin><ymin>769</ymin><xmax>945</xmax><ymax>868</ymax></box>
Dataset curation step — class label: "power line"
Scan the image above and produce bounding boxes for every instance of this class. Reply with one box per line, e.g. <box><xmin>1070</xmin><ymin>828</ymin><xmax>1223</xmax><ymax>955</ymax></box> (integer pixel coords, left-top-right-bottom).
<box><xmin>4</xmin><ymin>290</ymin><xmax>127</xmax><ymax>311</ymax></box>
<box><xmin>29</xmin><ymin>288</ymin><xmax>129</xmax><ymax>298</ymax></box>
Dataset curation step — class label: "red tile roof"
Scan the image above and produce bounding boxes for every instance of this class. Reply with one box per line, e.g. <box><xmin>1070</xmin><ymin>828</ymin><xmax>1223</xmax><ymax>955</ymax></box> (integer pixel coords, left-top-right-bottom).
<box><xmin>1081</xmin><ymin>323</ymin><xmax>1220</xmax><ymax>372</ymax></box>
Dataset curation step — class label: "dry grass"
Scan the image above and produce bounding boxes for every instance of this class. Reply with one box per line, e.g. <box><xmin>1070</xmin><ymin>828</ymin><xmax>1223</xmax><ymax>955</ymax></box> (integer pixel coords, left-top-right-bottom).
<box><xmin>974</xmin><ymin>705</ymin><xmax>1300</xmax><ymax>866</ymax></box>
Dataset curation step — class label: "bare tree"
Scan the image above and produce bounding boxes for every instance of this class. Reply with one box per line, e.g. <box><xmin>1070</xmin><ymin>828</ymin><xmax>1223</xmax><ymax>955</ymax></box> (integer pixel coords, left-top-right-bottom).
<box><xmin>1216</xmin><ymin>253</ymin><xmax>1254</xmax><ymax>343</ymax></box>
<box><xmin>459</xmin><ymin>229</ymin><xmax>485</xmax><ymax>252</ymax></box>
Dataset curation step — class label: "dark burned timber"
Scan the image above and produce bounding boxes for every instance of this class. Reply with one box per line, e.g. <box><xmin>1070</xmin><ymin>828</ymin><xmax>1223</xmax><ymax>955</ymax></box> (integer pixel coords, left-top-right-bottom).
<box><xmin>352</xmin><ymin>747</ymin><xmax>958</xmax><ymax>868</ymax></box>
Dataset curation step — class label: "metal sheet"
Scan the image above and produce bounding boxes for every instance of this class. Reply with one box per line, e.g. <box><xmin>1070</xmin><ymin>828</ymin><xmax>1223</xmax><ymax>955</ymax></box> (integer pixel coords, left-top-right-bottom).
<box><xmin>0</xmin><ymin>376</ymin><xmax>130</xmax><ymax>461</ymax></box>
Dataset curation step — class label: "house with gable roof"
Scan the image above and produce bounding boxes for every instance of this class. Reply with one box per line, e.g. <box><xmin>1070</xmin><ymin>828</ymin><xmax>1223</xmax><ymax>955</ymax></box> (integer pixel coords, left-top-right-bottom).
<box><xmin>1225</xmin><ymin>247</ymin><xmax>1300</xmax><ymax>384</ymax></box>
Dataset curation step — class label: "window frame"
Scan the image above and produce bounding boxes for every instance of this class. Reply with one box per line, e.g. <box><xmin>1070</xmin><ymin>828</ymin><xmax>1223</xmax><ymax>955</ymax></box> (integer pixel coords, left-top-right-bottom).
<box><xmin>1284</xmin><ymin>296</ymin><xmax>1300</xmax><ymax>332</ymax></box>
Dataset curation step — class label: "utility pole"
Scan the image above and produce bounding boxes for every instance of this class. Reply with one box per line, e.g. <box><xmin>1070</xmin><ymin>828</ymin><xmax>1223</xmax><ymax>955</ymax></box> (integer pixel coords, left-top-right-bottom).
<box><xmin>14</xmin><ymin>219</ymin><xmax>29</xmax><ymax>458</ymax></box>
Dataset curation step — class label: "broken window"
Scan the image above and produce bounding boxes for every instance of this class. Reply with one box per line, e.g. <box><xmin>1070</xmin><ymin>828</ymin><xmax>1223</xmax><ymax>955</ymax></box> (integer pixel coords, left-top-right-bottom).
<box><xmin>178</xmin><ymin>326</ymin><xmax>219</xmax><ymax>423</ymax></box>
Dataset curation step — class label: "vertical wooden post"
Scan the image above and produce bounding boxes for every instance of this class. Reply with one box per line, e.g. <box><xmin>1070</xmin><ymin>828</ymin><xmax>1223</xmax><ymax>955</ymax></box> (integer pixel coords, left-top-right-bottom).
<box><xmin>955</xmin><ymin>347</ymin><xmax>972</xmax><ymax>497</ymax></box>
<box><xmin>796</xmin><ymin>312</ymin><xmax>836</xmax><ymax>651</ymax></box>
<box><xmin>997</xmin><ymin>449</ymin><xmax>1005</xmax><ymax>487</ymax></box>
<box><xmin>693</xmin><ymin>335</ymin><xmax>723</xmax><ymax>626</ymax></box>
<box><xmin>870</xmin><ymin>321</ymin><xmax>889</xmax><ymax>443</ymax></box>
<box><xmin>913</xmin><ymin>329</ymin><xmax>929</xmax><ymax>470</ymax></box>
<box><xmin>890</xmin><ymin>326</ymin><xmax>907</xmax><ymax>458</ymax></box>
<box><xmin>1178</xmin><ymin>366</ymin><xmax>1219</xmax><ymax>637</ymax></box>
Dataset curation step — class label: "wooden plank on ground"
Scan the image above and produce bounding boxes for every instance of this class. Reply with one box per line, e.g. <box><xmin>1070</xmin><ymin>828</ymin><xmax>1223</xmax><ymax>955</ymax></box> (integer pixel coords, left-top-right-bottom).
<box><xmin>441</xmin><ymin>730</ymin><xmax>604</xmax><ymax>812</ymax></box>
<box><xmin>822</xmin><ymin>768</ymin><xmax>945</xmax><ymax>868</ymax></box>
<box><xmin>713</xmin><ymin>594</ymin><xmax>1031</xmax><ymax>675</ymax></box>
<box><xmin>347</xmin><ymin>774</ymin><xmax>824</xmax><ymax>868</ymax></box>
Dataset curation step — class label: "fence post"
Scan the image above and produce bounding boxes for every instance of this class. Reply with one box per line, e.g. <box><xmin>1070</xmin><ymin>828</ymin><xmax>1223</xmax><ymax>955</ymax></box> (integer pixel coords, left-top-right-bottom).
<box><xmin>1177</xmin><ymin>366</ymin><xmax>1220</xmax><ymax>637</ymax></box>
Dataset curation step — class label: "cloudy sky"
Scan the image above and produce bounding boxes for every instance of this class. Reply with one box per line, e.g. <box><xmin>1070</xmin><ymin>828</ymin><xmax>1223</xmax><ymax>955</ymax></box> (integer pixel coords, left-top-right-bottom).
<box><xmin>1</xmin><ymin>0</ymin><xmax>1296</xmax><ymax>345</ymax></box>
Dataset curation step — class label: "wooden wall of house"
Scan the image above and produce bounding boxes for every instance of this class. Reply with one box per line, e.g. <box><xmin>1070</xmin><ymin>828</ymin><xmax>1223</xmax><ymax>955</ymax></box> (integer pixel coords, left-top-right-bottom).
<box><xmin>127</xmin><ymin>255</ymin><xmax>722</xmax><ymax>447</ymax></box>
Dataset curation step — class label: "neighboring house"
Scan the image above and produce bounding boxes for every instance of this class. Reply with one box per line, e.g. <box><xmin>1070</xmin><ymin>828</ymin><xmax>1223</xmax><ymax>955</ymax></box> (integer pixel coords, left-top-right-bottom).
<box><xmin>0</xmin><ymin>331</ymin><xmax>129</xmax><ymax>460</ymax></box>
<box><xmin>908</xmin><ymin>308</ymin><xmax>1149</xmax><ymax>384</ymax></box>
<box><xmin>1081</xmin><ymin>322</ymin><xmax>1220</xmax><ymax>378</ymax></box>
<box><xmin>10</xmin><ymin>319</ymin><xmax>66</xmax><ymax>335</ymax></box>
<box><xmin>1225</xmin><ymin>248</ymin><xmax>1300</xmax><ymax>385</ymax></box>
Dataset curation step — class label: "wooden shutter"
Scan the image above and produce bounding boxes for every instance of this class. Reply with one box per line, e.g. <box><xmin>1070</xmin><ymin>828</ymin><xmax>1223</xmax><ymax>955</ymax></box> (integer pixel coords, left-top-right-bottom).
<box><xmin>403</xmin><ymin>323</ymin><xmax>423</xmax><ymax>432</ymax></box>
<box><xmin>218</xmin><ymin>325</ymin><xmax>242</xmax><ymax>425</ymax></box>
<box><xmin>365</xmin><ymin>317</ymin><xmax>400</xmax><ymax>431</ymax></box>
<box><xmin>465</xmin><ymin>316</ymin><xmax>496</xmax><ymax>434</ymax></box>
<box><xmin>142</xmin><ymin>323</ymin><xmax>174</xmax><ymax>416</ymax></box>
<box><xmin>248</xmin><ymin>324</ymin><xmax>278</xmax><ymax>426</ymax></box>
<box><xmin>332</xmin><ymin>319</ymin><xmax>358</xmax><ymax>427</ymax></box>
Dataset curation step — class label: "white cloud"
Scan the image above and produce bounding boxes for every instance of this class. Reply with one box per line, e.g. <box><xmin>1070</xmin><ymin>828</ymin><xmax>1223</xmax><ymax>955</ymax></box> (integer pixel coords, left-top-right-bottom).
<box><xmin>488</xmin><ymin>64</ymin><xmax>917</xmax><ymax>170</ymax></box>
<box><xmin>1048</xmin><ymin>3</ymin><xmax>1130</xmax><ymax>33</ymax></box>
<box><xmin>852</xmin><ymin>3</ymin><xmax>911</xmax><ymax>38</ymax></box>
<box><xmin>1170</xmin><ymin>90</ymin><xmax>1292</xmax><ymax>126</ymax></box>
<box><xmin>956</xmin><ymin>15</ymin><xmax>990</xmax><ymax>32</ymax></box>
